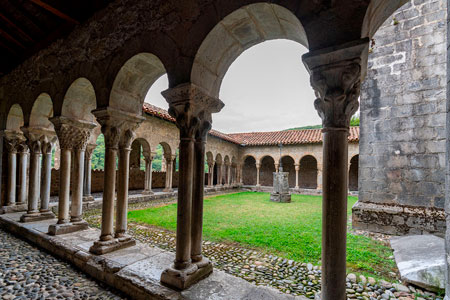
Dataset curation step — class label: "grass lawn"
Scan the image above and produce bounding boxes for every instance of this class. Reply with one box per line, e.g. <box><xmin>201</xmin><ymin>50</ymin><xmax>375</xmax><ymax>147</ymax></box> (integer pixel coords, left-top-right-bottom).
<box><xmin>128</xmin><ymin>192</ymin><xmax>396</xmax><ymax>280</ymax></box>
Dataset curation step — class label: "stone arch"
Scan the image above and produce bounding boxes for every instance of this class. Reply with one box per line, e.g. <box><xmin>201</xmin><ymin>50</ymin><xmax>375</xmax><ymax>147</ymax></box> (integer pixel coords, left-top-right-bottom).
<box><xmin>110</xmin><ymin>53</ymin><xmax>166</xmax><ymax>115</ymax></box>
<box><xmin>29</xmin><ymin>93</ymin><xmax>54</xmax><ymax>131</ymax></box>
<box><xmin>260</xmin><ymin>155</ymin><xmax>275</xmax><ymax>187</ymax></box>
<box><xmin>280</xmin><ymin>155</ymin><xmax>296</xmax><ymax>188</ymax></box>
<box><xmin>243</xmin><ymin>155</ymin><xmax>257</xmax><ymax>186</ymax></box>
<box><xmin>191</xmin><ymin>3</ymin><xmax>308</xmax><ymax>98</ymax></box>
<box><xmin>299</xmin><ymin>155</ymin><xmax>318</xmax><ymax>189</ymax></box>
<box><xmin>61</xmin><ymin>78</ymin><xmax>97</xmax><ymax>123</ymax></box>
<box><xmin>215</xmin><ymin>153</ymin><xmax>223</xmax><ymax>165</ymax></box>
<box><xmin>206</xmin><ymin>151</ymin><xmax>214</xmax><ymax>164</ymax></box>
<box><xmin>6</xmin><ymin>104</ymin><xmax>24</xmax><ymax>132</ymax></box>
<box><xmin>130</xmin><ymin>138</ymin><xmax>151</xmax><ymax>171</ymax></box>
<box><xmin>349</xmin><ymin>155</ymin><xmax>359</xmax><ymax>192</ymax></box>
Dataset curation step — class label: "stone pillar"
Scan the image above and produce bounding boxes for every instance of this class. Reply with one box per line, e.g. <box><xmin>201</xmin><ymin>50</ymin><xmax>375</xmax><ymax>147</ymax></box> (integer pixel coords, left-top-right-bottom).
<box><xmin>255</xmin><ymin>163</ymin><xmax>261</xmax><ymax>187</ymax></box>
<box><xmin>39</xmin><ymin>139</ymin><xmax>55</xmax><ymax>217</ymax></box>
<box><xmin>317</xmin><ymin>167</ymin><xmax>323</xmax><ymax>190</ymax></box>
<box><xmin>83</xmin><ymin>144</ymin><xmax>96</xmax><ymax>202</ymax></box>
<box><xmin>160</xmin><ymin>83</ymin><xmax>223</xmax><ymax>290</ymax></box>
<box><xmin>49</xmin><ymin>117</ymin><xmax>95</xmax><ymax>235</ymax></box>
<box><xmin>207</xmin><ymin>162</ymin><xmax>214</xmax><ymax>187</ymax></box>
<box><xmin>89</xmin><ymin>108</ymin><xmax>142</xmax><ymax>254</ymax></box>
<box><xmin>143</xmin><ymin>152</ymin><xmax>155</xmax><ymax>195</ymax></box>
<box><xmin>4</xmin><ymin>135</ymin><xmax>21</xmax><ymax>206</ymax></box>
<box><xmin>275</xmin><ymin>163</ymin><xmax>279</xmax><ymax>173</ymax></box>
<box><xmin>216</xmin><ymin>163</ymin><xmax>222</xmax><ymax>186</ymax></box>
<box><xmin>295</xmin><ymin>164</ymin><xmax>300</xmax><ymax>189</ymax></box>
<box><xmin>302</xmin><ymin>39</ymin><xmax>368</xmax><ymax>300</ymax></box>
<box><xmin>17</xmin><ymin>144</ymin><xmax>28</xmax><ymax>205</ymax></box>
<box><xmin>163</xmin><ymin>155</ymin><xmax>173</xmax><ymax>192</ymax></box>
<box><xmin>116</xmin><ymin>129</ymin><xmax>135</xmax><ymax>238</ymax></box>
<box><xmin>20</xmin><ymin>133</ymin><xmax>44</xmax><ymax>222</ymax></box>
<box><xmin>238</xmin><ymin>164</ymin><xmax>243</xmax><ymax>185</ymax></box>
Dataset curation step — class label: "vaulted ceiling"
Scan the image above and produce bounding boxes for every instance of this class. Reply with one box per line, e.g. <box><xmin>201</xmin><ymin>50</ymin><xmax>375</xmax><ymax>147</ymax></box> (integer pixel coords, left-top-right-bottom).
<box><xmin>0</xmin><ymin>0</ymin><xmax>112</xmax><ymax>77</ymax></box>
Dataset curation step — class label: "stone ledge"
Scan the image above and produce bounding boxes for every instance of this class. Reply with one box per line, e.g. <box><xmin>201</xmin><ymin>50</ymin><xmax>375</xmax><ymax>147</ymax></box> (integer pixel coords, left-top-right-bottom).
<box><xmin>352</xmin><ymin>201</ymin><xmax>445</xmax><ymax>236</ymax></box>
<box><xmin>0</xmin><ymin>212</ymin><xmax>306</xmax><ymax>300</ymax></box>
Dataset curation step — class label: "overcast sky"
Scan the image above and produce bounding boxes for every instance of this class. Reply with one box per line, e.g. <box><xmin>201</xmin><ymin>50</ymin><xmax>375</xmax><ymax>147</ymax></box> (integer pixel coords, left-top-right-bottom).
<box><xmin>144</xmin><ymin>39</ymin><xmax>321</xmax><ymax>133</ymax></box>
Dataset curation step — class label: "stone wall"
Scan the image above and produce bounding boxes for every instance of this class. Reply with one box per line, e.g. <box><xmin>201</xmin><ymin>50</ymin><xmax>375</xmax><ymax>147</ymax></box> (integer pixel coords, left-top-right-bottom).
<box><xmin>354</xmin><ymin>0</ymin><xmax>447</xmax><ymax>236</ymax></box>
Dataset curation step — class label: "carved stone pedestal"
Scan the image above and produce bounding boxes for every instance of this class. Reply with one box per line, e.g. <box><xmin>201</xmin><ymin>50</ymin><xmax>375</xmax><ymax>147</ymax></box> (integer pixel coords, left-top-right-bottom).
<box><xmin>20</xmin><ymin>211</ymin><xmax>55</xmax><ymax>223</ymax></box>
<box><xmin>89</xmin><ymin>235</ymin><xmax>136</xmax><ymax>255</ymax></box>
<box><xmin>48</xmin><ymin>220</ymin><xmax>89</xmax><ymax>235</ymax></box>
<box><xmin>270</xmin><ymin>172</ymin><xmax>291</xmax><ymax>203</ymax></box>
<box><xmin>161</xmin><ymin>259</ymin><xmax>213</xmax><ymax>290</ymax></box>
<box><xmin>0</xmin><ymin>204</ymin><xmax>28</xmax><ymax>214</ymax></box>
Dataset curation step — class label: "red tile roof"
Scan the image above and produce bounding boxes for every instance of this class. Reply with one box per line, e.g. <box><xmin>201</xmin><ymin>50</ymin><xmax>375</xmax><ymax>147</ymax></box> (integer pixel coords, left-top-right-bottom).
<box><xmin>142</xmin><ymin>103</ymin><xmax>359</xmax><ymax>146</ymax></box>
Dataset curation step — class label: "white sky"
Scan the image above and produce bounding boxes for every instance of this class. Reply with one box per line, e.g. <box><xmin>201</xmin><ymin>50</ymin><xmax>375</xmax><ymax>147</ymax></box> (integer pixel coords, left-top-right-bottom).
<box><xmin>144</xmin><ymin>39</ymin><xmax>321</xmax><ymax>133</ymax></box>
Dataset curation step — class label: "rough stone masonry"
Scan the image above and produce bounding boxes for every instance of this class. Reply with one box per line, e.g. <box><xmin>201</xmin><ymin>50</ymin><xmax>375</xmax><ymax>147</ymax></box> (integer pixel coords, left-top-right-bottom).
<box><xmin>353</xmin><ymin>0</ymin><xmax>447</xmax><ymax>236</ymax></box>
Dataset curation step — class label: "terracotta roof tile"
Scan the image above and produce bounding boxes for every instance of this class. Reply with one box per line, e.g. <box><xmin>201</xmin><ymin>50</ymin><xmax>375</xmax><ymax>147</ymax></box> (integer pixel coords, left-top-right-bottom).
<box><xmin>141</xmin><ymin>103</ymin><xmax>359</xmax><ymax>145</ymax></box>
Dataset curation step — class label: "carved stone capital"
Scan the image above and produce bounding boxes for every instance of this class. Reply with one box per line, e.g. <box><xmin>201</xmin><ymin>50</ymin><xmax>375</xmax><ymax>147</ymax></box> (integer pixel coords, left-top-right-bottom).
<box><xmin>295</xmin><ymin>164</ymin><xmax>300</xmax><ymax>171</ymax></box>
<box><xmin>85</xmin><ymin>143</ymin><xmax>97</xmax><ymax>159</ymax></box>
<box><xmin>162</xmin><ymin>83</ymin><xmax>224</xmax><ymax>139</ymax></box>
<box><xmin>143</xmin><ymin>151</ymin><xmax>157</xmax><ymax>162</ymax></box>
<box><xmin>303</xmin><ymin>39</ymin><xmax>369</xmax><ymax>129</ymax></box>
<box><xmin>92</xmin><ymin>107</ymin><xmax>144</xmax><ymax>150</ymax></box>
<box><xmin>50</xmin><ymin>116</ymin><xmax>96</xmax><ymax>151</ymax></box>
<box><xmin>21</xmin><ymin>127</ymin><xmax>45</xmax><ymax>154</ymax></box>
<box><xmin>4</xmin><ymin>130</ymin><xmax>25</xmax><ymax>153</ymax></box>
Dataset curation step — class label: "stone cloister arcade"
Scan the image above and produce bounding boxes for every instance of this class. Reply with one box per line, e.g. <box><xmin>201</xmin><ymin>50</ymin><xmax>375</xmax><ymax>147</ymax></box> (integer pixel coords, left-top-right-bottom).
<box><xmin>0</xmin><ymin>0</ymin><xmax>434</xmax><ymax>299</ymax></box>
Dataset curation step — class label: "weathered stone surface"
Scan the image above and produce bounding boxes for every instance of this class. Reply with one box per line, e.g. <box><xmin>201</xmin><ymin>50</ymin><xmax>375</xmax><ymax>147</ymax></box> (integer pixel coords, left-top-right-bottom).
<box><xmin>391</xmin><ymin>234</ymin><xmax>445</xmax><ymax>292</ymax></box>
<box><xmin>270</xmin><ymin>172</ymin><xmax>291</xmax><ymax>203</ymax></box>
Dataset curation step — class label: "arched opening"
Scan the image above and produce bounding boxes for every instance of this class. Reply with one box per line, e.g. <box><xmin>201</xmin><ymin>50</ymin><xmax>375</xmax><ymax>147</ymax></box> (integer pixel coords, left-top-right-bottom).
<box><xmin>30</xmin><ymin>93</ymin><xmax>54</xmax><ymax>130</ymax></box>
<box><xmin>242</xmin><ymin>156</ymin><xmax>256</xmax><ymax>186</ymax></box>
<box><xmin>214</xmin><ymin>154</ymin><xmax>223</xmax><ymax>185</ymax></box>
<box><xmin>6</xmin><ymin>104</ymin><xmax>24</xmax><ymax>133</ymax></box>
<box><xmin>260</xmin><ymin>156</ymin><xmax>275</xmax><ymax>186</ymax></box>
<box><xmin>281</xmin><ymin>155</ymin><xmax>296</xmax><ymax>188</ymax></box>
<box><xmin>129</xmin><ymin>138</ymin><xmax>151</xmax><ymax>191</ymax></box>
<box><xmin>299</xmin><ymin>155</ymin><xmax>318</xmax><ymax>189</ymax></box>
<box><xmin>349</xmin><ymin>155</ymin><xmax>359</xmax><ymax>192</ymax></box>
<box><xmin>62</xmin><ymin>78</ymin><xmax>97</xmax><ymax>123</ymax></box>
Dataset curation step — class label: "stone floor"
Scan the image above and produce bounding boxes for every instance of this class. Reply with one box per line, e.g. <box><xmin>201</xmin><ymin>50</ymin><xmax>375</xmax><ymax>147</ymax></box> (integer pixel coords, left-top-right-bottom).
<box><xmin>0</xmin><ymin>228</ymin><xmax>126</xmax><ymax>300</ymax></box>
<box><xmin>0</xmin><ymin>211</ymin><xmax>305</xmax><ymax>300</ymax></box>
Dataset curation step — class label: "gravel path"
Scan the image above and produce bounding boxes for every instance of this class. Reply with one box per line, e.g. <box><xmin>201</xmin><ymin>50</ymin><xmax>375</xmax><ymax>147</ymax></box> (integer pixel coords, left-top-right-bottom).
<box><xmin>0</xmin><ymin>229</ymin><xmax>127</xmax><ymax>300</ymax></box>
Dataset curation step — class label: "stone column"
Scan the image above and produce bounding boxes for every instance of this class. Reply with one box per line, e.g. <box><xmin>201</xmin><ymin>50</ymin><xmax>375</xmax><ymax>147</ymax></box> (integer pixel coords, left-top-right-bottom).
<box><xmin>303</xmin><ymin>39</ymin><xmax>368</xmax><ymax>300</ymax></box>
<box><xmin>83</xmin><ymin>144</ymin><xmax>96</xmax><ymax>202</ymax></box>
<box><xmin>207</xmin><ymin>162</ymin><xmax>214</xmax><ymax>187</ymax></box>
<box><xmin>163</xmin><ymin>155</ymin><xmax>174</xmax><ymax>192</ymax></box>
<box><xmin>20</xmin><ymin>133</ymin><xmax>43</xmax><ymax>222</ymax></box>
<box><xmin>317</xmin><ymin>167</ymin><xmax>323</xmax><ymax>190</ymax></box>
<box><xmin>4</xmin><ymin>135</ymin><xmax>21</xmax><ymax>206</ymax></box>
<box><xmin>116</xmin><ymin>129</ymin><xmax>135</xmax><ymax>238</ymax></box>
<box><xmin>17</xmin><ymin>144</ymin><xmax>28</xmax><ymax>205</ymax></box>
<box><xmin>295</xmin><ymin>164</ymin><xmax>300</xmax><ymax>189</ymax></box>
<box><xmin>89</xmin><ymin>108</ymin><xmax>143</xmax><ymax>254</ymax></box>
<box><xmin>39</xmin><ymin>139</ymin><xmax>55</xmax><ymax>217</ymax></box>
<box><xmin>255</xmin><ymin>163</ymin><xmax>261</xmax><ymax>187</ymax></box>
<box><xmin>216</xmin><ymin>163</ymin><xmax>222</xmax><ymax>186</ymax></box>
<box><xmin>275</xmin><ymin>163</ymin><xmax>279</xmax><ymax>173</ymax></box>
<box><xmin>160</xmin><ymin>83</ymin><xmax>223</xmax><ymax>290</ymax></box>
<box><xmin>49</xmin><ymin>117</ymin><xmax>95</xmax><ymax>235</ymax></box>
<box><xmin>238</xmin><ymin>164</ymin><xmax>243</xmax><ymax>185</ymax></box>
<box><xmin>142</xmin><ymin>152</ymin><xmax>155</xmax><ymax>195</ymax></box>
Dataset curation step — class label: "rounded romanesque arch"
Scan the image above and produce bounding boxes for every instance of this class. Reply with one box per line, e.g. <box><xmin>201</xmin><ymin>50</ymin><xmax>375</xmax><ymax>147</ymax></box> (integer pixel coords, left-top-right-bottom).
<box><xmin>130</xmin><ymin>138</ymin><xmax>151</xmax><ymax>170</ymax></box>
<box><xmin>299</xmin><ymin>155</ymin><xmax>318</xmax><ymax>189</ymax></box>
<box><xmin>191</xmin><ymin>3</ymin><xmax>308</xmax><ymax>98</ymax></box>
<box><xmin>6</xmin><ymin>104</ymin><xmax>24</xmax><ymax>132</ymax></box>
<box><xmin>61</xmin><ymin>78</ymin><xmax>97</xmax><ymax>123</ymax></box>
<box><xmin>110</xmin><ymin>53</ymin><xmax>166</xmax><ymax>116</ymax></box>
<box><xmin>242</xmin><ymin>155</ymin><xmax>257</xmax><ymax>186</ymax></box>
<box><xmin>260</xmin><ymin>155</ymin><xmax>275</xmax><ymax>187</ymax></box>
<box><xmin>281</xmin><ymin>155</ymin><xmax>296</xmax><ymax>188</ymax></box>
<box><xmin>349</xmin><ymin>155</ymin><xmax>359</xmax><ymax>192</ymax></box>
<box><xmin>29</xmin><ymin>93</ymin><xmax>54</xmax><ymax>131</ymax></box>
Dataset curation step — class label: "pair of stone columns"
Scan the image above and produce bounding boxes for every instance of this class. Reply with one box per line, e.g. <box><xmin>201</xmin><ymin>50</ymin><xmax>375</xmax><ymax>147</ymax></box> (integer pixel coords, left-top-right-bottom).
<box><xmin>83</xmin><ymin>144</ymin><xmax>97</xmax><ymax>202</ymax></box>
<box><xmin>142</xmin><ymin>152</ymin><xmax>156</xmax><ymax>195</ymax></box>
<box><xmin>4</xmin><ymin>131</ymin><xmax>25</xmax><ymax>208</ymax></box>
<box><xmin>207</xmin><ymin>161</ymin><xmax>214</xmax><ymax>187</ymax></box>
<box><xmin>48</xmin><ymin>117</ymin><xmax>95</xmax><ymax>235</ymax></box>
<box><xmin>19</xmin><ymin>128</ymin><xmax>57</xmax><ymax>222</ymax></box>
<box><xmin>89</xmin><ymin>108</ymin><xmax>144</xmax><ymax>255</ymax></box>
<box><xmin>255</xmin><ymin>163</ymin><xmax>261</xmax><ymax>187</ymax></box>
<box><xmin>163</xmin><ymin>154</ymin><xmax>175</xmax><ymax>192</ymax></box>
<box><xmin>160</xmin><ymin>83</ymin><xmax>224</xmax><ymax>289</ymax></box>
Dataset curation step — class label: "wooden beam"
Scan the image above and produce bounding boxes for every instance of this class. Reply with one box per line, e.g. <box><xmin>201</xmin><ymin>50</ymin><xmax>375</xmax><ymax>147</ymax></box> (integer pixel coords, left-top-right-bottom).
<box><xmin>0</xmin><ymin>27</ymin><xmax>25</xmax><ymax>48</ymax></box>
<box><xmin>30</xmin><ymin>0</ymin><xmax>79</xmax><ymax>24</ymax></box>
<box><xmin>0</xmin><ymin>13</ymin><xmax>34</xmax><ymax>42</ymax></box>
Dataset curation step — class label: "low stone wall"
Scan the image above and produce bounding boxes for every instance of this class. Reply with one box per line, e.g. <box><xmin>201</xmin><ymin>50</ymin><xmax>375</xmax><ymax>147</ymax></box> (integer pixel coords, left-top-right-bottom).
<box><xmin>352</xmin><ymin>201</ymin><xmax>446</xmax><ymax>237</ymax></box>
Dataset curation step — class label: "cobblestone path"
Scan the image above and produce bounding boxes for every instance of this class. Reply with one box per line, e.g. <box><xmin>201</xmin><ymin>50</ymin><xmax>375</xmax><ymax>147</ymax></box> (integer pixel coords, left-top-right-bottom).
<box><xmin>0</xmin><ymin>229</ymin><xmax>127</xmax><ymax>300</ymax></box>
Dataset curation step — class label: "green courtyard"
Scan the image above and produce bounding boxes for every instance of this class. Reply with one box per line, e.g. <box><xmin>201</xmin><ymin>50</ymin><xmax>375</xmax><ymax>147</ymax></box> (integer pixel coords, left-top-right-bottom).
<box><xmin>128</xmin><ymin>192</ymin><xmax>396</xmax><ymax>280</ymax></box>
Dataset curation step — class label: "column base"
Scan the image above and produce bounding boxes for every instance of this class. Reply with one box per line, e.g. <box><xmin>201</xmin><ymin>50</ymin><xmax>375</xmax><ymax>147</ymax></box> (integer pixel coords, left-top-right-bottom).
<box><xmin>48</xmin><ymin>220</ymin><xmax>89</xmax><ymax>235</ymax></box>
<box><xmin>142</xmin><ymin>190</ymin><xmax>154</xmax><ymax>195</ymax></box>
<box><xmin>160</xmin><ymin>259</ymin><xmax>213</xmax><ymax>290</ymax></box>
<box><xmin>163</xmin><ymin>188</ymin><xmax>173</xmax><ymax>193</ymax></box>
<box><xmin>0</xmin><ymin>203</ymin><xmax>28</xmax><ymax>214</ymax></box>
<box><xmin>20</xmin><ymin>211</ymin><xmax>56</xmax><ymax>223</ymax></box>
<box><xmin>83</xmin><ymin>195</ymin><xmax>95</xmax><ymax>202</ymax></box>
<box><xmin>270</xmin><ymin>193</ymin><xmax>291</xmax><ymax>203</ymax></box>
<box><xmin>89</xmin><ymin>235</ymin><xmax>136</xmax><ymax>255</ymax></box>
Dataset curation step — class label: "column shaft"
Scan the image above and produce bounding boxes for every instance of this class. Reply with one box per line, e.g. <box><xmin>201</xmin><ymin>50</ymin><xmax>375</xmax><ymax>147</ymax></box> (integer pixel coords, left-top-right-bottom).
<box><xmin>256</xmin><ymin>165</ymin><xmax>261</xmax><ymax>187</ymax></box>
<box><xmin>27</xmin><ymin>151</ymin><xmax>41</xmax><ymax>214</ymax></box>
<box><xmin>295</xmin><ymin>165</ymin><xmax>300</xmax><ymax>189</ymax></box>
<box><xmin>17</xmin><ymin>151</ymin><xmax>28</xmax><ymax>204</ymax></box>
<box><xmin>40</xmin><ymin>150</ymin><xmax>52</xmax><ymax>212</ymax></box>
<box><xmin>191</xmin><ymin>139</ymin><xmax>205</xmax><ymax>262</ymax></box>
<box><xmin>71</xmin><ymin>148</ymin><xmax>85</xmax><ymax>222</ymax></box>
<box><xmin>83</xmin><ymin>152</ymin><xmax>93</xmax><ymax>200</ymax></box>
<box><xmin>116</xmin><ymin>147</ymin><xmax>131</xmax><ymax>237</ymax></box>
<box><xmin>100</xmin><ymin>147</ymin><xmax>117</xmax><ymax>241</ymax></box>
<box><xmin>58</xmin><ymin>149</ymin><xmax>71</xmax><ymax>224</ymax></box>
<box><xmin>7</xmin><ymin>151</ymin><xmax>17</xmax><ymax>205</ymax></box>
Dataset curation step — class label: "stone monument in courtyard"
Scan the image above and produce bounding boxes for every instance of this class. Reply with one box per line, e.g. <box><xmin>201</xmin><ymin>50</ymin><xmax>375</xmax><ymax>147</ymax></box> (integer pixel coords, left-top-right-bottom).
<box><xmin>270</xmin><ymin>171</ymin><xmax>291</xmax><ymax>203</ymax></box>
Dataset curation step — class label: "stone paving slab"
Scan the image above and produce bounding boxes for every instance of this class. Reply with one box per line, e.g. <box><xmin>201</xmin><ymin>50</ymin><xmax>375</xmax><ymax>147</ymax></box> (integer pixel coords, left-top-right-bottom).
<box><xmin>391</xmin><ymin>234</ymin><xmax>445</xmax><ymax>292</ymax></box>
<box><xmin>0</xmin><ymin>212</ymin><xmax>306</xmax><ymax>300</ymax></box>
